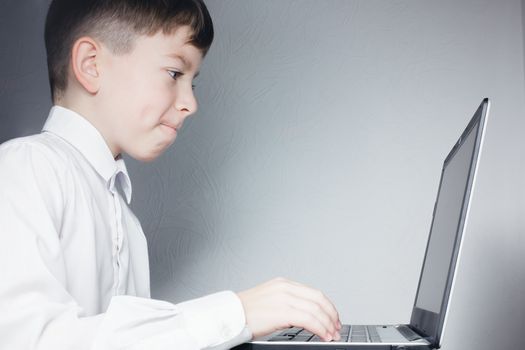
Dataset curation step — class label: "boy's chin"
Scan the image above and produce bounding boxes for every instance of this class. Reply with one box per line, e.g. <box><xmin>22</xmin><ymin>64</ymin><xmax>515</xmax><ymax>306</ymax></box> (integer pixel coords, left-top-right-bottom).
<box><xmin>128</xmin><ymin>145</ymin><xmax>169</xmax><ymax>162</ymax></box>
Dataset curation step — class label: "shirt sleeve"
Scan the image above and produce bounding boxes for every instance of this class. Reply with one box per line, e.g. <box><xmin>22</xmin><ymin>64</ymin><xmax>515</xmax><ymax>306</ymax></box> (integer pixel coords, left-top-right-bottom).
<box><xmin>0</xmin><ymin>140</ymin><xmax>252</xmax><ymax>350</ymax></box>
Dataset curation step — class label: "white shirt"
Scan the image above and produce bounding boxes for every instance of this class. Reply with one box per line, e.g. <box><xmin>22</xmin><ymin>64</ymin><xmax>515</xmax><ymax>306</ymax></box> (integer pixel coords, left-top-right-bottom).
<box><xmin>0</xmin><ymin>106</ymin><xmax>252</xmax><ymax>350</ymax></box>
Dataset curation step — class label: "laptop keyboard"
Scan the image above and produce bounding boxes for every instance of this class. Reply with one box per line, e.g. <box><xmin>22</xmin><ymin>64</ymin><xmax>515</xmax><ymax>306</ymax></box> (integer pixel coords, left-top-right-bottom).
<box><xmin>269</xmin><ymin>325</ymin><xmax>382</xmax><ymax>343</ymax></box>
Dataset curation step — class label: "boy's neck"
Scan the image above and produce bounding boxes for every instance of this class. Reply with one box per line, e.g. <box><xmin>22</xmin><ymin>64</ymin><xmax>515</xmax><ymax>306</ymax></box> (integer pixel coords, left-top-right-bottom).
<box><xmin>55</xmin><ymin>94</ymin><xmax>122</xmax><ymax>160</ymax></box>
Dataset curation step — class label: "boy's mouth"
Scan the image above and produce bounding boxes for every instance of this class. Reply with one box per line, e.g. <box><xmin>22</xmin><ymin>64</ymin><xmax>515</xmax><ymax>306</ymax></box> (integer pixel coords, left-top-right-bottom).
<box><xmin>160</xmin><ymin>123</ymin><xmax>179</xmax><ymax>134</ymax></box>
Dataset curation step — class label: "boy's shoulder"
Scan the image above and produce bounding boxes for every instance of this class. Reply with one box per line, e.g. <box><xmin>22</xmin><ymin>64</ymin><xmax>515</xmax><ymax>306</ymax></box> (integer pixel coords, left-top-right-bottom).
<box><xmin>0</xmin><ymin>132</ymin><xmax>73</xmax><ymax>176</ymax></box>
<box><xmin>0</xmin><ymin>133</ymin><xmax>78</xmax><ymax>223</ymax></box>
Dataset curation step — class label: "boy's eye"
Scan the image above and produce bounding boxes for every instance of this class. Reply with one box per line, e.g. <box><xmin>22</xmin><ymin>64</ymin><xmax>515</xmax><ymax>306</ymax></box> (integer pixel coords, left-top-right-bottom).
<box><xmin>168</xmin><ymin>70</ymin><xmax>181</xmax><ymax>80</ymax></box>
<box><xmin>168</xmin><ymin>70</ymin><xmax>196</xmax><ymax>90</ymax></box>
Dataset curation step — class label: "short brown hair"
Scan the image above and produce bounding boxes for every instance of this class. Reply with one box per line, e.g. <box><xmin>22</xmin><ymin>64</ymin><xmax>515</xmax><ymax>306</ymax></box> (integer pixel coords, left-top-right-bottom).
<box><xmin>45</xmin><ymin>0</ymin><xmax>214</xmax><ymax>101</ymax></box>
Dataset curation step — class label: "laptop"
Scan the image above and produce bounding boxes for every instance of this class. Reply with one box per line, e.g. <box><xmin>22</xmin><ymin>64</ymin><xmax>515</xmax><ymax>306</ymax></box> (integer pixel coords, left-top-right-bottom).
<box><xmin>235</xmin><ymin>98</ymin><xmax>490</xmax><ymax>350</ymax></box>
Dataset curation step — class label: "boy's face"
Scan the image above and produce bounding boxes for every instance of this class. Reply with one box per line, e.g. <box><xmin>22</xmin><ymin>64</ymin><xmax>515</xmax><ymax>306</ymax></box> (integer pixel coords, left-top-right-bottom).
<box><xmin>97</xmin><ymin>26</ymin><xmax>203</xmax><ymax>161</ymax></box>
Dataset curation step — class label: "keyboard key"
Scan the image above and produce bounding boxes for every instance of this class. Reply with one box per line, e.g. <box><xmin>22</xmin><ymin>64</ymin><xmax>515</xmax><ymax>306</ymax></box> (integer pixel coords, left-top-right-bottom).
<box><xmin>367</xmin><ymin>325</ymin><xmax>381</xmax><ymax>342</ymax></box>
<box><xmin>350</xmin><ymin>337</ymin><xmax>367</xmax><ymax>342</ymax></box>
<box><xmin>297</xmin><ymin>330</ymin><xmax>313</xmax><ymax>337</ymax></box>
<box><xmin>278</xmin><ymin>327</ymin><xmax>302</xmax><ymax>336</ymax></box>
<box><xmin>349</xmin><ymin>325</ymin><xmax>368</xmax><ymax>343</ymax></box>
<box><xmin>337</xmin><ymin>333</ymin><xmax>349</xmax><ymax>342</ymax></box>
<box><xmin>309</xmin><ymin>335</ymin><xmax>323</xmax><ymax>342</ymax></box>
<box><xmin>268</xmin><ymin>335</ymin><xmax>294</xmax><ymax>342</ymax></box>
<box><xmin>290</xmin><ymin>335</ymin><xmax>313</xmax><ymax>342</ymax></box>
<box><xmin>340</xmin><ymin>325</ymin><xmax>351</xmax><ymax>336</ymax></box>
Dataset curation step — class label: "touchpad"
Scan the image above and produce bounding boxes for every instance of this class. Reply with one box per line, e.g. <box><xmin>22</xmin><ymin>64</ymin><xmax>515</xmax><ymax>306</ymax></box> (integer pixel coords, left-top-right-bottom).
<box><xmin>376</xmin><ymin>326</ymin><xmax>411</xmax><ymax>342</ymax></box>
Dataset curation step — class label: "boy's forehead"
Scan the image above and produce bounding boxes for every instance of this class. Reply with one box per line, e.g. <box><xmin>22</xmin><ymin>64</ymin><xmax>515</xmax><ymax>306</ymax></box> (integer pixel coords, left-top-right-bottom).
<box><xmin>136</xmin><ymin>27</ymin><xmax>203</xmax><ymax>68</ymax></box>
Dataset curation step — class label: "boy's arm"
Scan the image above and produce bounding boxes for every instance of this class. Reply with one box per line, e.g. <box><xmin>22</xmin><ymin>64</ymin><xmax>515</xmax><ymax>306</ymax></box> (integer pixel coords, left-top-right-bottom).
<box><xmin>93</xmin><ymin>292</ymin><xmax>251</xmax><ymax>349</ymax></box>
<box><xmin>0</xmin><ymin>141</ymin><xmax>250</xmax><ymax>350</ymax></box>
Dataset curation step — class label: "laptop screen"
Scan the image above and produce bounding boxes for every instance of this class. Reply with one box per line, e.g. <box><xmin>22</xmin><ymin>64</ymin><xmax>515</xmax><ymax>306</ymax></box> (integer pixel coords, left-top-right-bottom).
<box><xmin>414</xmin><ymin>122</ymin><xmax>477</xmax><ymax>313</ymax></box>
<box><xmin>410</xmin><ymin>99</ymin><xmax>488</xmax><ymax>345</ymax></box>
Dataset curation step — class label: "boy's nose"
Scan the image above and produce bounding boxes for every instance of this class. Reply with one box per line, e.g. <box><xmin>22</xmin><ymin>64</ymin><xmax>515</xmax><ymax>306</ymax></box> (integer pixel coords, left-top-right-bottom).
<box><xmin>174</xmin><ymin>89</ymin><xmax>198</xmax><ymax>118</ymax></box>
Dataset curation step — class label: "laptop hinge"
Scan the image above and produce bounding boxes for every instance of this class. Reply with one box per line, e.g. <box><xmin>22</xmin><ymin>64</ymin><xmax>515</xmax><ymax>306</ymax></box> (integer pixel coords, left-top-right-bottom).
<box><xmin>407</xmin><ymin>325</ymin><xmax>438</xmax><ymax>348</ymax></box>
<box><xmin>425</xmin><ymin>336</ymin><xmax>439</xmax><ymax>349</ymax></box>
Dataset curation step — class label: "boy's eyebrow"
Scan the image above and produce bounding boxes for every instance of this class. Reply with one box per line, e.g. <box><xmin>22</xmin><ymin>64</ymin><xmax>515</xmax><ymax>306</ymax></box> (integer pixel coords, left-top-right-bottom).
<box><xmin>166</xmin><ymin>53</ymin><xmax>191</xmax><ymax>68</ymax></box>
<box><xmin>165</xmin><ymin>53</ymin><xmax>200</xmax><ymax>78</ymax></box>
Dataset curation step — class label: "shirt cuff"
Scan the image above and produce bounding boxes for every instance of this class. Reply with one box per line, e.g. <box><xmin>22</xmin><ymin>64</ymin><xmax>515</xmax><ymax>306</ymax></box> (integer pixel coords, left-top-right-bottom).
<box><xmin>177</xmin><ymin>290</ymin><xmax>252</xmax><ymax>349</ymax></box>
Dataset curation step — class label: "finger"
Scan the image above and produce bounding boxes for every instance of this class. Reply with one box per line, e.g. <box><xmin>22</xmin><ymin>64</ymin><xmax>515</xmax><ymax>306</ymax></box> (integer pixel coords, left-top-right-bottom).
<box><xmin>288</xmin><ymin>306</ymin><xmax>334</xmax><ymax>342</ymax></box>
<box><xmin>286</xmin><ymin>281</ymin><xmax>340</xmax><ymax>327</ymax></box>
<box><xmin>287</xmin><ymin>293</ymin><xmax>337</xmax><ymax>337</ymax></box>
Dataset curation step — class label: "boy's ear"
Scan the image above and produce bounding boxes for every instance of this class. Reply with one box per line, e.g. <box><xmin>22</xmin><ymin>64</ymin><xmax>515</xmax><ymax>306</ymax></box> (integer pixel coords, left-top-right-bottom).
<box><xmin>71</xmin><ymin>36</ymin><xmax>101</xmax><ymax>94</ymax></box>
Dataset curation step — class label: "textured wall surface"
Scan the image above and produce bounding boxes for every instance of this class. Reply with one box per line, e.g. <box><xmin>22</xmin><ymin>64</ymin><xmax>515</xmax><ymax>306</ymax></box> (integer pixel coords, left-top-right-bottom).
<box><xmin>0</xmin><ymin>0</ymin><xmax>52</xmax><ymax>142</ymax></box>
<box><xmin>1</xmin><ymin>1</ymin><xmax>525</xmax><ymax>349</ymax></box>
<box><xmin>127</xmin><ymin>1</ymin><xmax>525</xmax><ymax>348</ymax></box>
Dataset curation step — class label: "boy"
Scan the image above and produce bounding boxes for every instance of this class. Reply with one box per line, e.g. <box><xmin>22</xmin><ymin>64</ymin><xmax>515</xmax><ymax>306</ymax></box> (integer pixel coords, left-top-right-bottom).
<box><xmin>0</xmin><ymin>0</ymin><xmax>341</xmax><ymax>349</ymax></box>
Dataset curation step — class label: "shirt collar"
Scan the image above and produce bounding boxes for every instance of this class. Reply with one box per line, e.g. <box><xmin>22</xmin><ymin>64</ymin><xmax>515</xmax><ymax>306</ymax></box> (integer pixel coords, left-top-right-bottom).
<box><xmin>42</xmin><ymin>106</ymin><xmax>132</xmax><ymax>203</ymax></box>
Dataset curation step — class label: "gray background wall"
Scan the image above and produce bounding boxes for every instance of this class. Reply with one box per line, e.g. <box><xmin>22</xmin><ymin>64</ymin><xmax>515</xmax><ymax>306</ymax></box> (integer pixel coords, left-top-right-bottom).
<box><xmin>1</xmin><ymin>1</ymin><xmax>525</xmax><ymax>349</ymax></box>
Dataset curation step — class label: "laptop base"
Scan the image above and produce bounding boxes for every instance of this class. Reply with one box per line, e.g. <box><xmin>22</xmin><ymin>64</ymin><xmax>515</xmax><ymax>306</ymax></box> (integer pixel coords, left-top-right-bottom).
<box><xmin>234</xmin><ymin>324</ymin><xmax>432</xmax><ymax>350</ymax></box>
<box><xmin>234</xmin><ymin>344</ymin><xmax>432</xmax><ymax>350</ymax></box>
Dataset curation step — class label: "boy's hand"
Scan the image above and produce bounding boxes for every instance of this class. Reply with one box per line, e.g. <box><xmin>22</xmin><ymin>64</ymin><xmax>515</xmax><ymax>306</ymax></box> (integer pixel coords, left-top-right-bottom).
<box><xmin>237</xmin><ymin>277</ymin><xmax>342</xmax><ymax>342</ymax></box>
